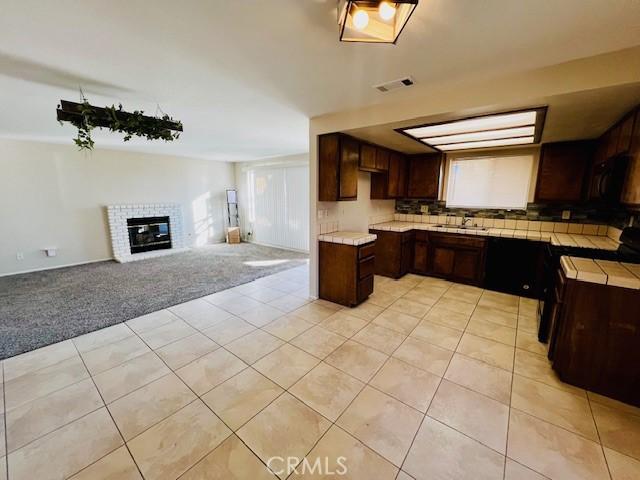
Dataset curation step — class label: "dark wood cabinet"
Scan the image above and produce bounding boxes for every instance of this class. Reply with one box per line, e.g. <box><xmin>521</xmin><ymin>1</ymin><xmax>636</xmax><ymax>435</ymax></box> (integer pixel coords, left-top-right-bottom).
<box><xmin>319</xmin><ymin>240</ymin><xmax>375</xmax><ymax>307</ymax></box>
<box><xmin>407</xmin><ymin>153</ymin><xmax>441</xmax><ymax>199</ymax></box>
<box><xmin>370</xmin><ymin>151</ymin><xmax>407</xmax><ymax>199</ymax></box>
<box><xmin>368</xmin><ymin>230</ymin><xmax>413</xmax><ymax>278</ymax></box>
<box><xmin>359</xmin><ymin>143</ymin><xmax>377</xmax><ymax>171</ymax></box>
<box><xmin>360</xmin><ymin>143</ymin><xmax>390</xmax><ymax>173</ymax></box>
<box><xmin>550</xmin><ymin>272</ymin><xmax>640</xmax><ymax>407</ymax></box>
<box><xmin>427</xmin><ymin>233</ymin><xmax>487</xmax><ymax>286</ymax></box>
<box><xmin>375</xmin><ymin>148</ymin><xmax>390</xmax><ymax>172</ymax></box>
<box><xmin>622</xmin><ymin>109</ymin><xmax>640</xmax><ymax>206</ymax></box>
<box><xmin>319</xmin><ymin>133</ymin><xmax>359</xmax><ymax>201</ymax></box>
<box><xmin>534</xmin><ymin>141</ymin><xmax>594</xmax><ymax>203</ymax></box>
<box><xmin>618</xmin><ymin>112</ymin><xmax>635</xmax><ymax>155</ymax></box>
<box><xmin>413</xmin><ymin>231</ymin><xmax>429</xmax><ymax>274</ymax></box>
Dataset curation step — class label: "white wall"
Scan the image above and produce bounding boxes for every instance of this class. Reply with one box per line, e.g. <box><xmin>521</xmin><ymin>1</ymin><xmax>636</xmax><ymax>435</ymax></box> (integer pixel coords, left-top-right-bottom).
<box><xmin>0</xmin><ymin>139</ymin><xmax>236</xmax><ymax>275</ymax></box>
<box><xmin>235</xmin><ymin>153</ymin><xmax>309</xmax><ymax>251</ymax></box>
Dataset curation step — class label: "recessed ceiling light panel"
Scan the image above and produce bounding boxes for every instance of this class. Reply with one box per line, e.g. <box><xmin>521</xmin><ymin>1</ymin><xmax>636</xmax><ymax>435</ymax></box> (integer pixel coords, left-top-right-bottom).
<box><xmin>398</xmin><ymin>108</ymin><xmax>546</xmax><ymax>152</ymax></box>
<box><xmin>435</xmin><ymin>136</ymin><xmax>536</xmax><ymax>151</ymax></box>
<box><xmin>338</xmin><ymin>1</ymin><xmax>419</xmax><ymax>43</ymax></box>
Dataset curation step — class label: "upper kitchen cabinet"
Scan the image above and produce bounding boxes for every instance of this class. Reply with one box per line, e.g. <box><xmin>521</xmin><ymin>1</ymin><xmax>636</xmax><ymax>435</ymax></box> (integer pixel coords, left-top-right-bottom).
<box><xmin>370</xmin><ymin>151</ymin><xmax>407</xmax><ymax>199</ymax></box>
<box><xmin>318</xmin><ymin>133</ymin><xmax>359</xmax><ymax>201</ymax></box>
<box><xmin>359</xmin><ymin>143</ymin><xmax>389</xmax><ymax>173</ymax></box>
<box><xmin>534</xmin><ymin>141</ymin><xmax>594</xmax><ymax>203</ymax></box>
<box><xmin>387</xmin><ymin>151</ymin><xmax>407</xmax><ymax>197</ymax></box>
<box><xmin>407</xmin><ymin>153</ymin><xmax>442</xmax><ymax>199</ymax></box>
<box><xmin>621</xmin><ymin>108</ymin><xmax>640</xmax><ymax>207</ymax></box>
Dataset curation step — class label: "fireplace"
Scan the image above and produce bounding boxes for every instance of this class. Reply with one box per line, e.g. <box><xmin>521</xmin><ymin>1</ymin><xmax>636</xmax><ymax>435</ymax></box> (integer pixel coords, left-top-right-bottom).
<box><xmin>127</xmin><ymin>216</ymin><xmax>172</xmax><ymax>254</ymax></box>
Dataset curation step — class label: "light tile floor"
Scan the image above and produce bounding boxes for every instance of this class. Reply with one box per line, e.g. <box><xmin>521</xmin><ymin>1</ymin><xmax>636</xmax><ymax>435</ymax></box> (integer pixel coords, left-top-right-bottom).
<box><xmin>1</xmin><ymin>263</ymin><xmax>640</xmax><ymax>479</ymax></box>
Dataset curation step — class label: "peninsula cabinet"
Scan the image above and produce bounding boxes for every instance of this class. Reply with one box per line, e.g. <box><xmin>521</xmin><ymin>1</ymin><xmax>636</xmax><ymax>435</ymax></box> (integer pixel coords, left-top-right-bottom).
<box><xmin>368</xmin><ymin>229</ymin><xmax>413</xmax><ymax>278</ymax></box>
<box><xmin>551</xmin><ymin>271</ymin><xmax>640</xmax><ymax>406</ymax></box>
<box><xmin>319</xmin><ymin>240</ymin><xmax>375</xmax><ymax>306</ymax></box>
<box><xmin>407</xmin><ymin>153</ymin><xmax>442</xmax><ymax>199</ymax></box>
<box><xmin>318</xmin><ymin>133</ymin><xmax>359</xmax><ymax>201</ymax></box>
<box><xmin>427</xmin><ymin>232</ymin><xmax>487</xmax><ymax>286</ymax></box>
<box><xmin>534</xmin><ymin>141</ymin><xmax>594</xmax><ymax>203</ymax></box>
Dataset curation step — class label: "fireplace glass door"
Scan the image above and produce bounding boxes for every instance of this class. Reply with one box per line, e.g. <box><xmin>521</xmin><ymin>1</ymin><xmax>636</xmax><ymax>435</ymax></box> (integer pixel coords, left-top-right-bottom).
<box><xmin>127</xmin><ymin>216</ymin><xmax>172</xmax><ymax>254</ymax></box>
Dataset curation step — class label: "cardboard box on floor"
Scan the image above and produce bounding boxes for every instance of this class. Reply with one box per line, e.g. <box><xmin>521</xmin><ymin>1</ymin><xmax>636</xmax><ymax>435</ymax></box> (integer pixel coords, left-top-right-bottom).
<box><xmin>226</xmin><ymin>227</ymin><xmax>241</xmax><ymax>244</ymax></box>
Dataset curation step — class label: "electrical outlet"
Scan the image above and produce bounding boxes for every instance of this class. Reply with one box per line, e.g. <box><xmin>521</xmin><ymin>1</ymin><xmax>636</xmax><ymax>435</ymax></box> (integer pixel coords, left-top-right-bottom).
<box><xmin>562</xmin><ymin>210</ymin><xmax>571</xmax><ymax>220</ymax></box>
<box><xmin>16</xmin><ymin>252</ymin><xmax>24</xmax><ymax>260</ymax></box>
<box><xmin>420</xmin><ymin>205</ymin><xmax>429</xmax><ymax>214</ymax></box>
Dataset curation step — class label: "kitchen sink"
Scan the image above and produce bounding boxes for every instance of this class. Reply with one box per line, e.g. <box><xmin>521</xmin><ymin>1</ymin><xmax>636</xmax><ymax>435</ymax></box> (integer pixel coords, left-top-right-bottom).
<box><xmin>434</xmin><ymin>224</ymin><xmax>488</xmax><ymax>231</ymax></box>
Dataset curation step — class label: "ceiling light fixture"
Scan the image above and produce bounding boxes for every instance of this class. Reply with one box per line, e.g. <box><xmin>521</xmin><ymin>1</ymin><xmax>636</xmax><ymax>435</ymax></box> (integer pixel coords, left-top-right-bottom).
<box><xmin>338</xmin><ymin>1</ymin><xmax>418</xmax><ymax>43</ymax></box>
<box><xmin>397</xmin><ymin>108</ymin><xmax>547</xmax><ymax>152</ymax></box>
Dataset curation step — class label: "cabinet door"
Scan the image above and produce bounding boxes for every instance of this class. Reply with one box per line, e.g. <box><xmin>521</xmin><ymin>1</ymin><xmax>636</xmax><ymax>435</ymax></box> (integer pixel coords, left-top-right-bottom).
<box><xmin>318</xmin><ymin>133</ymin><xmax>339</xmax><ymax>201</ymax></box>
<box><xmin>621</xmin><ymin>109</ymin><xmax>640</xmax><ymax>206</ymax></box>
<box><xmin>453</xmin><ymin>249</ymin><xmax>482</xmax><ymax>283</ymax></box>
<box><xmin>359</xmin><ymin>143</ymin><xmax>377</xmax><ymax>171</ymax></box>
<box><xmin>387</xmin><ymin>152</ymin><xmax>407</xmax><ymax>198</ymax></box>
<box><xmin>339</xmin><ymin>136</ymin><xmax>359</xmax><ymax>200</ymax></box>
<box><xmin>375</xmin><ymin>148</ymin><xmax>390</xmax><ymax>172</ymax></box>
<box><xmin>607</xmin><ymin>125</ymin><xmax>621</xmax><ymax>159</ymax></box>
<box><xmin>407</xmin><ymin>154</ymin><xmax>441</xmax><ymax>198</ymax></box>
<box><xmin>413</xmin><ymin>241</ymin><xmax>428</xmax><ymax>273</ymax></box>
<box><xmin>431</xmin><ymin>247</ymin><xmax>455</xmax><ymax>276</ymax></box>
<box><xmin>617</xmin><ymin>113</ymin><xmax>635</xmax><ymax>155</ymax></box>
<box><xmin>535</xmin><ymin>141</ymin><xmax>593</xmax><ymax>203</ymax></box>
<box><xmin>400</xmin><ymin>233</ymin><xmax>414</xmax><ymax>276</ymax></box>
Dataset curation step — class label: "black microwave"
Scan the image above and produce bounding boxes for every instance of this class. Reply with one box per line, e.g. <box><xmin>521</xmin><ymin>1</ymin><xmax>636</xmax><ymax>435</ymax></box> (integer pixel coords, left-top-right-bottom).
<box><xmin>589</xmin><ymin>155</ymin><xmax>630</xmax><ymax>203</ymax></box>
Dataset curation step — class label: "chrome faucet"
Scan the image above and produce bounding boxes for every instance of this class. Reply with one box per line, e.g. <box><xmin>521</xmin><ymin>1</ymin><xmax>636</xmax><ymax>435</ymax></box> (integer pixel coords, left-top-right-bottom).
<box><xmin>462</xmin><ymin>216</ymin><xmax>472</xmax><ymax>226</ymax></box>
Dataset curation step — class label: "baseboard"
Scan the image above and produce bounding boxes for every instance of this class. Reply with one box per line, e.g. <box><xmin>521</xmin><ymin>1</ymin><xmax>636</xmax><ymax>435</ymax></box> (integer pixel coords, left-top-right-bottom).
<box><xmin>245</xmin><ymin>240</ymin><xmax>309</xmax><ymax>254</ymax></box>
<box><xmin>0</xmin><ymin>257</ymin><xmax>114</xmax><ymax>277</ymax></box>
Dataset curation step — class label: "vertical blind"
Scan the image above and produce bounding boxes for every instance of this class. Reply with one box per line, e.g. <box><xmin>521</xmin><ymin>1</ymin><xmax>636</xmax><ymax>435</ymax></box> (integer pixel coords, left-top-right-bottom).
<box><xmin>245</xmin><ymin>164</ymin><xmax>309</xmax><ymax>251</ymax></box>
<box><xmin>446</xmin><ymin>154</ymin><xmax>533</xmax><ymax>209</ymax></box>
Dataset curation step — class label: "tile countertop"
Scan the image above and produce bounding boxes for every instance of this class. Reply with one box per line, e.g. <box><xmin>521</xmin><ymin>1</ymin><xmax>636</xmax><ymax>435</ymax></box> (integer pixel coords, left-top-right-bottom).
<box><xmin>319</xmin><ymin>231</ymin><xmax>377</xmax><ymax>246</ymax></box>
<box><xmin>561</xmin><ymin>256</ymin><xmax>640</xmax><ymax>289</ymax></box>
<box><xmin>369</xmin><ymin>221</ymin><xmax>620</xmax><ymax>251</ymax></box>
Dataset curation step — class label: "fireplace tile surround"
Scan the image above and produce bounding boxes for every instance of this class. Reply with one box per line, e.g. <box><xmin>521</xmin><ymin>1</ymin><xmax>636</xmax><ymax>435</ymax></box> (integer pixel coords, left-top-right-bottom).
<box><xmin>107</xmin><ymin>203</ymin><xmax>186</xmax><ymax>262</ymax></box>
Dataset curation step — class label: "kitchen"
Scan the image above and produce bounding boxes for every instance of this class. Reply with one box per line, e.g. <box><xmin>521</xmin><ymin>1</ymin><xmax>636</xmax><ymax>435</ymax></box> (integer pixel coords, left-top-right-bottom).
<box><xmin>316</xmin><ymin>101</ymin><xmax>640</xmax><ymax>413</ymax></box>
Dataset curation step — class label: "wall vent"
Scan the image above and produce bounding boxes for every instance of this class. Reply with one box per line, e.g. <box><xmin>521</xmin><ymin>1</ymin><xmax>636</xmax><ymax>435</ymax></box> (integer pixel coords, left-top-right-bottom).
<box><xmin>373</xmin><ymin>76</ymin><xmax>415</xmax><ymax>93</ymax></box>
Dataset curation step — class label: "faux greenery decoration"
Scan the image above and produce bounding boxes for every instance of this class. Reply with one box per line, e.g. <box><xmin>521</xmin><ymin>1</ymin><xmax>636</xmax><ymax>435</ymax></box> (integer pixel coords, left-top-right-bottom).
<box><xmin>57</xmin><ymin>96</ymin><xmax>183</xmax><ymax>151</ymax></box>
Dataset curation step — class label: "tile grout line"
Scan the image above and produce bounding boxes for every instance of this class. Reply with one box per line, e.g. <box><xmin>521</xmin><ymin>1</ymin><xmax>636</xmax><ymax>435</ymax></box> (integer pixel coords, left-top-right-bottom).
<box><xmin>396</xmin><ymin>281</ymin><xmax>466</xmax><ymax>475</ymax></box>
<box><xmin>68</xmin><ymin>339</ymin><xmax>147</xmax><ymax>480</ymax></box>
<box><xmin>502</xmin><ymin>298</ymin><xmax>520</xmax><ymax>480</ymax></box>
<box><xmin>586</xmin><ymin>392</ymin><xmax>614</xmax><ymax>480</ymax></box>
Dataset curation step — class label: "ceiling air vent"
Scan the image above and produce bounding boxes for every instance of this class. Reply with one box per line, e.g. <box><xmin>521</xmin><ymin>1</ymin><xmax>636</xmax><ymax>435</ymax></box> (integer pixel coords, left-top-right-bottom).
<box><xmin>373</xmin><ymin>76</ymin><xmax>414</xmax><ymax>93</ymax></box>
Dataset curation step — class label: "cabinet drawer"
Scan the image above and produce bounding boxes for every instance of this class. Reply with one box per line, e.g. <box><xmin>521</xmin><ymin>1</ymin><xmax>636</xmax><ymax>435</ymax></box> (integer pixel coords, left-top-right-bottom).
<box><xmin>357</xmin><ymin>275</ymin><xmax>374</xmax><ymax>302</ymax></box>
<box><xmin>358</xmin><ymin>242</ymin><xmax>376</xmax><ymax>259</ymax></box>
<box><xmin>359</xmin><ymin>256</ymin><xmax>375</xmax><ymax>279</ymax></box>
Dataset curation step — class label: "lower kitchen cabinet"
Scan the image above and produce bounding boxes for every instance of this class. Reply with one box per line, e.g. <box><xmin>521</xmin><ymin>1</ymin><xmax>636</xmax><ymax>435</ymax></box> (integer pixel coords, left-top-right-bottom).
<box><xmin>319</xmin><ymin>240</ymin><xmax>375</xmax><ymax>307</ymax></box>
<box><xmin>550</xmin><ymin>269</ymin><xmax>640</xmax><ymax>406</ymax></box>
<box><xmin>368</xmin><ymin>230</ymin><xmax>413</xmax><ymax>279</ymax></box>
<box><xmin>427</xmin><ymin>232</ymin><xmax>487</xmax><ymax>286</ymax></box>
<box><xmin>484</xmin><ymin>237</ymin><xmax>545</xmax><ymax>298</ymax></box>
<box><xmin>413</xmin><ymin>231</ymin><xmax>429</xmax><ymax>274</ymax></box>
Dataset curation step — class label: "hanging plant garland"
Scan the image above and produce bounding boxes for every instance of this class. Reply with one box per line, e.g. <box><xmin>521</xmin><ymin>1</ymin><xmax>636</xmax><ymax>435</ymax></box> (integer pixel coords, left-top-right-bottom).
<box><xmin>57</xmin><ymin>96</ymin><xmax>183</xmax><ymax>151</ymax></box>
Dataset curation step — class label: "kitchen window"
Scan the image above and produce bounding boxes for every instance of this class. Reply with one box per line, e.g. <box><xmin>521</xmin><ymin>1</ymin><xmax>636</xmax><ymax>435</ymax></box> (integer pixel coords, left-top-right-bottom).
<box><xmin>445</xmin><ymin>153</ymin><xmax>534</xmax><ymax>209</ymax></box>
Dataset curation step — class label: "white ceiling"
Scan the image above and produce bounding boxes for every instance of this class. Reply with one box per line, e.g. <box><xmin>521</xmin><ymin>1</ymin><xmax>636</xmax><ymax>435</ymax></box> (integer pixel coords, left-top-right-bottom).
<box><xmin>0</xmin><ymin>0</ymin><xmax>639</xmax><ymax>161</ymax></box>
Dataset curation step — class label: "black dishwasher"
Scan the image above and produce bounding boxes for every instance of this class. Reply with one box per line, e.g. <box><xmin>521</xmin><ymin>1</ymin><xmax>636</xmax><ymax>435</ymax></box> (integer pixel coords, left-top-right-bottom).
<box><xmin>484</xmin><ymin>237</ymin><xmax>545</xmax><ymax>299</ymax></box>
